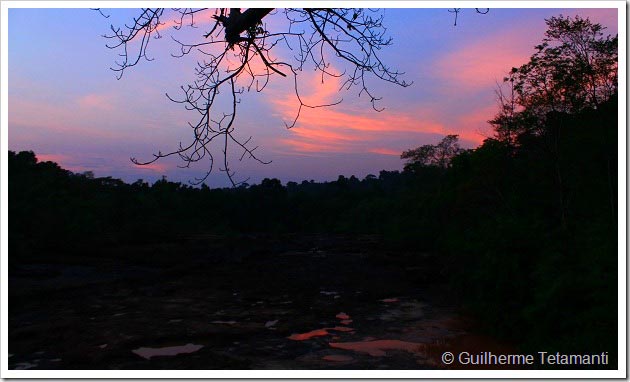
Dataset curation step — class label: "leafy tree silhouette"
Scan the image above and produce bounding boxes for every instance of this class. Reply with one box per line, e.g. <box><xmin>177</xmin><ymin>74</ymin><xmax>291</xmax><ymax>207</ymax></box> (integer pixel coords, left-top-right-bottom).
<box><xmin>400</xmin><ymin>134</ymin><xmax>465</xmax><ymax>171</ymax></box>
<box><xmin>489</xmin><ymin>15</ymin><xmax>617</xmax><ymax>229</ymax></box>
<box><xmin>492</xmin><ymin>15</ymin><xmax>618</xmax><ymax>144</ymax></box>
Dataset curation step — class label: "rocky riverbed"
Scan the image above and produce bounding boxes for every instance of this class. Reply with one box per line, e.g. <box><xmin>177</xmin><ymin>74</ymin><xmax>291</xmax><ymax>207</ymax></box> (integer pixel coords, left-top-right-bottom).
<box><xmin>8</xmin><ymin>234</ymin><xmax>511</xmax><ymax>370</ymax></box>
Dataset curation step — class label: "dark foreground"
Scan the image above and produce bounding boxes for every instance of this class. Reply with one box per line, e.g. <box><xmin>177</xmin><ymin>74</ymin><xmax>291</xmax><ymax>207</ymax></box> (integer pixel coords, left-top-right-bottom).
<box><xmin>9</xmin><ymin>234</ymin><xmax>513</xmax><ymax>370</ymax></box>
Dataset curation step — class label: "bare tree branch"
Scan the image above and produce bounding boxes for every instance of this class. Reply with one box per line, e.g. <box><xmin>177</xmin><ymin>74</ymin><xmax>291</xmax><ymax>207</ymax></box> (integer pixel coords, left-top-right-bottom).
<box><xmin>101</xmin><ymin>8</ymin><xmax>454</xmax><ymax>185</ymax></box>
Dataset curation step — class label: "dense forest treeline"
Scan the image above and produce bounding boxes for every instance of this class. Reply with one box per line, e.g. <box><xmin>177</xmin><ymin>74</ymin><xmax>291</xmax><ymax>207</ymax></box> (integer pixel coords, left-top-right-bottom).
<box><xmin>9</xmin><ymin>15</ymin><xmax>618</xmax><ymax>361</ymax></box>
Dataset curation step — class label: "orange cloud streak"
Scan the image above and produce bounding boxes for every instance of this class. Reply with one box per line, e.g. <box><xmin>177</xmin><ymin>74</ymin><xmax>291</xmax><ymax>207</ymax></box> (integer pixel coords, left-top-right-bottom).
<box><xmin>277</xmin><ymin>137</ymin><xmax>349</xmax><ymax>153</ymax></box>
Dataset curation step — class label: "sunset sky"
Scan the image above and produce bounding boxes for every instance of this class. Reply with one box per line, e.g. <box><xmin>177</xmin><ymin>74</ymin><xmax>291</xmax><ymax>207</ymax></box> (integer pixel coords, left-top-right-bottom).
<box><xmin>7</xmin><ymin>5</ymin><xmax>619</xmax><ymax>187</ymax></box>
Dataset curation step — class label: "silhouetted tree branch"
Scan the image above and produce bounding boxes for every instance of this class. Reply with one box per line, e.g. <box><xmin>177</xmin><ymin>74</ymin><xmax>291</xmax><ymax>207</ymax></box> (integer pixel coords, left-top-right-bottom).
<box><xmin>99</xmin><ymin>7</ymin><xmax>417</xmax><ymax>185</ymax></box>
<box><xmin>449</xmin><ymin>8</ymin><xmax>489</xmax><ymax>26</ymax></box>
<box><xmin>101</xmin><ymin>8</ymin><xmax>485</xmax><ymax>185</ymax></box>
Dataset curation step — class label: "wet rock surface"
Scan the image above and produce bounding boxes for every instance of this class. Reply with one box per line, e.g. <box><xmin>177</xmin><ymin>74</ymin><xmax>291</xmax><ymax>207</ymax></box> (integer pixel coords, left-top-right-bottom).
<box><xmin>8</xmin><ymin>234</ymin><xmax>498</xmax><ymax>370</ymax></box>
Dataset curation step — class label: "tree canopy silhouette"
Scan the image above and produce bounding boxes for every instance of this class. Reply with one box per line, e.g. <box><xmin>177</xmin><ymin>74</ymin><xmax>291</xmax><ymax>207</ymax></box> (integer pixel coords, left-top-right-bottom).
<box><xmin>491</xmin><ymin>15</ymin><xmax>618</xmax><ymax>144</ymax></box>
<box><xmin>400</xmin><ymin>134</ymin><xmax>465</xmax><ymax>171</ymax></box>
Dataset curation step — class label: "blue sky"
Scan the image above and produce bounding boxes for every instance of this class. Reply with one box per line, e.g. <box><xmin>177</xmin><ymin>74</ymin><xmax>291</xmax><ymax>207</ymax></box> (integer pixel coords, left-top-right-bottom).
<box><xmin>7</xmin><ymin>6</ymin><xmax>619</xmax><ymax>187</ymax></box>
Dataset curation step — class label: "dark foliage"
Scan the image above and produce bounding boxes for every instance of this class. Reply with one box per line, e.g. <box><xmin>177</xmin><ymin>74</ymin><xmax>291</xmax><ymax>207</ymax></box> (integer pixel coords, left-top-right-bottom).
<box><xmin>440</xmin><ymin>95</ymin><xmax>617</xmax><ymax>357</ymax></box>
<box><xmin>9</xmin><ymin>153</ymin><xmax>441</xmax><ymax>260</ymax></box>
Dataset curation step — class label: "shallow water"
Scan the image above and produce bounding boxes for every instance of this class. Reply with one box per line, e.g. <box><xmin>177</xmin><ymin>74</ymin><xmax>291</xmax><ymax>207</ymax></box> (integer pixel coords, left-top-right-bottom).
<box><xmin>329</xmin><ymin>339</ymin><xmax>424</xmax><ymax>357</ymax></box>
<box><xmin>132</xmin><ymin>343</ymin><xmax>204</xmax><ymax>360</ymax></box>
<box><xmin>13</xmin><ymin>362</ymin><xmax>38</xmax><ymax>370</ymax></box>
<box><xmin>210</xmin><ymin>320</ymin><xmax>237</xmax><ymax>325</ymax></box>
<box><xmin>288</xmin><ymin>328</ymin><xmax>330</xmax><ymax>341</ymax></box>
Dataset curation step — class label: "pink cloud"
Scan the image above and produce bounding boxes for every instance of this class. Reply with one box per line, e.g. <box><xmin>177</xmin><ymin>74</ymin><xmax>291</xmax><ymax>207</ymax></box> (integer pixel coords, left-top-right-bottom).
<box><xmin>434</xmin><ymin>26</ymin><xmax>538</xmax><ymax>92</ymax></box>
<box><xmin>77</xmin><ymin>93</ymin><xmax>114</xmax><ymax>111</ymax></box>
<box><xmin>275</xmin><ymin>106</ymin><xmax>449</xmax><ymax>155</ymax></box>
<box><xmin>295</xmin><ymin>106</ymin><xmax>444</xmax><ymax>134</ymax></box>
<box><xmin>36</xmin><ymin>153</ymin><xmax>72</xmax><ymax>164</ymax></box>
<box><xmin>435</xmin><ymin>9</ymin><xmax>618</xmax><ymax>93</ymax></box>
<box><xmin>34</xmin><ymin>153</ymin><xmax>102</xmax><ymax>174</ymax></box>
<box><xmin>277</xmin><ymin>137</ymin><xmax>349</xmax><ymax>154</ymax></box>
<box><xmin>273</xmin><ymin>73</ymin><xmax>445</xmax><ymax>131</ymax></box>
<box><xmin>298</xmin><ymin>70</ymin><xmax>344</xmax><ymax>106</ymax></box>
<box><xmin>267</xmin><ymin>8</ymin><xmax>620</xmax><ymax>158</ymax></box>
<box><xmin>453</xmin><ymin>104</ymin><xmax>498</xmax><ymax>144</ymax></box>
<box><xmin>271</xmin><ymin>69</ymin><xmax>344</xmax><ymax>114</ymax></box>
<box><xmin>288</xmin><ymin>126</ymin><xmax>360</xmax><ymax>143</ymax></box>
<box><xmin>264</xmin><ymin>70</ymin><xmax>461</xmax><ymax>155</ymax></box>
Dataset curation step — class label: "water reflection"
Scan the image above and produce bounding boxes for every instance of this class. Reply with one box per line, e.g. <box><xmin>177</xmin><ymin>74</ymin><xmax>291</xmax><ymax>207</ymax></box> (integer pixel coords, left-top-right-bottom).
<box><xmin>288</xmin><ymin>328</ymin><xmax>330</xmax><ymax>341</ymax></box>
<box><xmin>287</xmin><ymin>327</ymin><xmax>355</xmax><ymax>341</ymax></box>
<box><xmin>329</xmin><ymin>339</ymin><xmax>424</xmax><ymax>357</ymax></box>
<box><xmin>331</xmin><ymin>326</ymin><xmax>354</xmax><ymax>332</ymax></box>
<box><xmin>132</xmin><ymin>343</ymin><xmax>204</xmax><ymax>360</ymax></box>
<box><xmin>14</xmin><ymin>362</ymin><xmax>38</xmax><ymax>369</ymax></box>
<box><xmin>210</xmin><ymin>320</ymin><xmax>237</xmax><ymax>325</ymax></box>
<box><xmin>288</xmin><ymin>311</ymin><xmax>356</xmax><ymax>341</ymax></box>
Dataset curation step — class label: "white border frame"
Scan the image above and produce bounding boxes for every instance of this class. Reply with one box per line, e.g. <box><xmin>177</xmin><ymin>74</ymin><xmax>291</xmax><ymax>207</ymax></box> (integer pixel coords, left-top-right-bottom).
<box><xmin>1</xmin><ymin>1</ymin><xmax>626</xmax><ymax>379</ymax></box>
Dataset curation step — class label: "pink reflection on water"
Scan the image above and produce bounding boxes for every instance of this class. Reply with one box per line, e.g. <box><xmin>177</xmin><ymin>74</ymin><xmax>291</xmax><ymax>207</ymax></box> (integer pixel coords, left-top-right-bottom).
<box><xmin>331</xmin><ymin>326</ymin><xmax>354</xmax><ymax>332</ymax></box>
<box><xmin>288</xmin><ymin>312</ymin><xmax>356</xmax><ymax>341</ymax></box>
<box><xmin>287</xmin><ymin>328</ymin><xmax>330</xmax><ymax>341</ymax></box>
<box><xmin>288</xmin><ymin>326</ymin><xmax>355</xmax><ymax>340</ymax></box>
<box><xmin>381</xmin><ymin>298</ymin><xmax>399</xmax><ymax>303</ymax></box>
<box><xmin>329</xmin><ymin>339</ymin><xmax>424</xmax><ymax>357</ymax></box>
